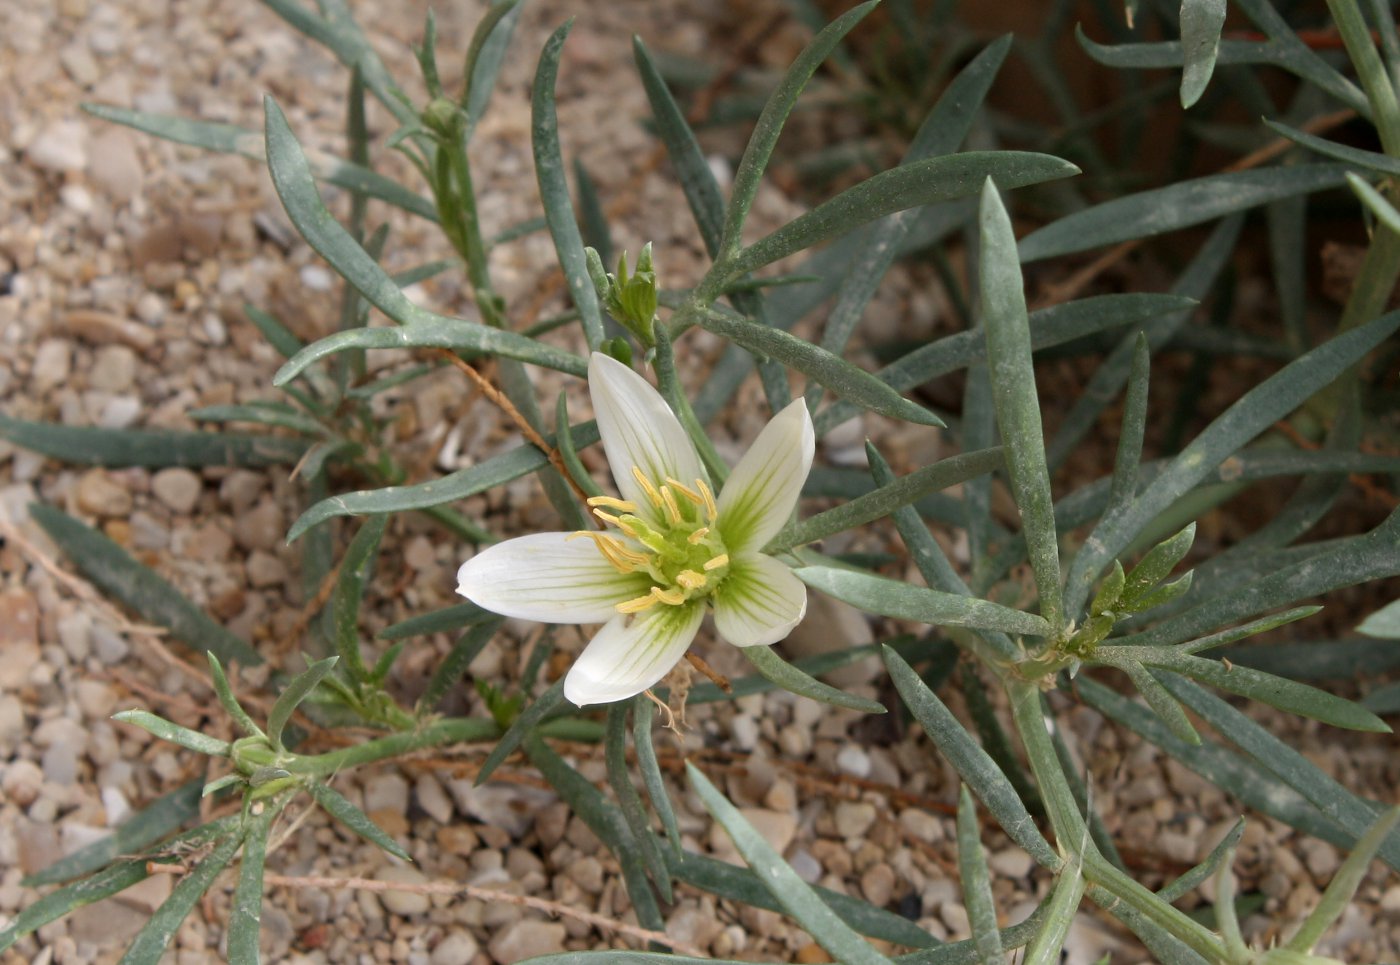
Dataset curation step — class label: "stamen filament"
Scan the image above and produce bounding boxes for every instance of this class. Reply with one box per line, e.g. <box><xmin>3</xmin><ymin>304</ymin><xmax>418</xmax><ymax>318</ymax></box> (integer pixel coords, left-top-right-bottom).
<box><xmin>703</xmin><ymin>553</ymin><xmax>729</xmax><ymax>571</ymax></box>
<box><xmin>687</xmin><ymin>526</ymin><xmax>710</xmax><ymax>545</ymax></box>
<box><xmin>653</xmin><ymin>587</ymin><xmax>687</xmax><ymax>606</ymax></box>
<box><xmin>617</xmin><ymin>590</ymin><xmax>660</xmax><ymax>614</ymax></box>
<box><xmin>567</xmin><ymin>531</ymin><xmax>638</xmax><ymax>574</ymax></box>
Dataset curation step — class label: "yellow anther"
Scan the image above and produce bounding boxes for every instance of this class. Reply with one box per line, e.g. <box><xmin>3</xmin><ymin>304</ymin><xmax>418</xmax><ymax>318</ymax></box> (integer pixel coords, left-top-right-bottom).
<box><xmin>617</xmin><ymin>590</ymin><xmax>660</xmax><ymax>614</ymax></box>
<box><xmin>592</xmin><ymin>509</ymin><xmax>624</xmax><ymax>527</ymax></box>
<box><xmin>660</xmin><ymin>486</ymin><xmax>682</xmax><ymax>524</ymax></box>
<box><xmin>687</xmin><ymin>526</ymin><xmax>710</xmax><ymax>545</ymax></box>
<box><xmin>696</xmin><ymin>479</ymin><xmax>718</xmax><ymax>520</ymax></box>
<box><xmin>567</xmin><ymin>531</ymin><xmax>636</xmax><ymax>574</ymax></box>
<box><xmin>666</xmin><ymin>477</ymin><xmax>704</xmax><ymax>506</ymax></box>
<box><xmin>631</xmin><ymin>467</ymin><xmax>663</xmax><ymax>507</ymax></box>
<box><xmin>703</xmin><ymin>553</ymin><xmax>729</xmax><ymax>571</ymax></box>
<box><xmin>587</xmin><ymin>495</ymin><xmax>638</xmax><ymax>513</ymax></box>
<box><xmin>676</xmin><ymin>570</ymin><xmax>707</xmax><ymax>590</ymax></box>
<box><xmin>653</xmin><ymin>586</ymin><xmax>687</xmax><ymax>606</ymax></box>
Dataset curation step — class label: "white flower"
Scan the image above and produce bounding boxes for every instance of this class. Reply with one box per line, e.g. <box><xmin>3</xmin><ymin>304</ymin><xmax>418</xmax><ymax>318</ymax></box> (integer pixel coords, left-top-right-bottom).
<box><xmin>457</xmin><ymin>352</ymin><xmax>814</xmax><ymax>706</ymax></box>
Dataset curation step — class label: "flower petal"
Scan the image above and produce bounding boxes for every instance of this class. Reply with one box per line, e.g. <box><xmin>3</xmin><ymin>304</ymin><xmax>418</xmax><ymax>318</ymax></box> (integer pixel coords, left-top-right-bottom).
<box><xmin>457</xmin><ymin>532</ymin><xmax>653</xmax><ymax>623</ymax></box>
<box><xmin>713</xmin><ymin>552</ymin><xmax>808</xmax><ymax>648</ymax></box>
<box><xmin>588</xmin><ymin>352</ymin><xmax>708</xmax><ymax>525</ymax></box>
<box><xmin>716</xmin><ymin>397</ymin><xmax>814</xmax><ymax>553</ymax></box>
<box><xmin>564</xmin><ymin>603</ymin><xmax>705</xmax><ymax>706</ymax></box>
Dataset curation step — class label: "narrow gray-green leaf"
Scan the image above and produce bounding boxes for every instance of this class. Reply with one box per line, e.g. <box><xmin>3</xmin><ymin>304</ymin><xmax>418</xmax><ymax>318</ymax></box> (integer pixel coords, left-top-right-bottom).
<box><xmin>817</xmin><ymin>293</ymin><xmax>1195</xmax><ymax>437</ymax></box>
<box><xmin>817</xmin><ymin>35</ymin><xmax>1014</xmax><ymax>365</ymax></box>
<box><xmin>1158</xmin><ymin>818</ymin><xmax>1245</xmax><ymax>902</ymax></box>
<box><xmin>1064</xmin><ymin>311</ymin><xmax>1400</xmax><ymax>618</ymax></box>
<box><xmin>1075</xmin><ymin>23</ymin><xmax>1367</xmax><ymax>115</ymax></box>
<box><xmin>1048</xmin><ymin>216</ymin><xmax>1240</xmax><ymax>469</ymax></box>
<box><xmin>979</xmin><ymin>180</ymin><xmax>1063</xmax><ymax>631</ymax></box>
<box><xmin>189</xmin><ymin>404</ymin><xmax>324</xmax><ymax>436</ymax></box>
<box><xmin>461</xmin><ymin>0</ymin><xmax>523</xmax><ymax>139</ymax></box>
<box><xmin>118</xmin><ymin>829</ymin><xmax>244</xmax><ymax>965</ymax></box>
<box><xmin>731</xmin><ymin>151</ymin><xmax>1080</xmax><ymax>277</ymax></box>
<box><xmin>1115</xmin><ymin>509</ymin><xmax>1400</xmax><ymax>649</ymax></box>
<box><xmin>696</xmin><ymin>308</ymin><xmax>942</xmax><ymax>426</ymax></box>
<box><xmin>689</xmin><ymin>762</ymin><xmax>896</xmax><ymax>965</ymax></box>
<box><xmin>634</xmin><ymin>37</ymin><xmax>724</xmax><ymax>257</ymax></box>
<box><xmin>416</xmin><ymin>618</ymin><xmax>503</xmax><ymax>716</ymax></box>
<box><xmin>333</xmin><ymin>516</ymin><xmax>387</xmax><ymax>681</ymax></box>
<box><xmin>1144</xmin><ymin>657</ymin><xmax>1389</xmax><ymax>733</ymax></box>
<box><xmin>227</xmin><ymin>803</ymin><xmax>277</xmax><ymax>964</ymax></box>
<box><xmin>0</xmin><ymin>414</ymin><xmax>300</xmax><ymax>468</ymax></box>
<box><xmin>307</xmin><ymin>780</ymin><xmax>411</xmax><ymax>861</ymax></box>
<box><xmin>672</xmin><ymin>849</ymin><xmax>940</xmax><ymax>949</ymax></box>
<box><xmin>1019</xmin><ymin>165</ymin><xmax>1351</xmax><ymax>262</ymax></box>
<box><xmin>956</xmin><ymin>787</ymin><xmax>1004</xmax><ymax>964</ymax></box>
<box><xmin>772</xmin><ymin>448</ymin><xmax>1003</xmax><ymax>551</ymax></box>
<box><xmin>800</xmin><ymin>567</ymin><xmax>1050</xmax><ymax>637</ymax></box>
<box><xmin>1122</xmin><ymin>522</ymin><xmax>1196</xmax><ymax>602</ymax></box>
<box><xmin>1266</xmin><ymin>118</ymin><xmax>1400</xmax><ymax>179</ymax></box>
<box><xmin>1358</xmin><ymin>599</ymin><xmax>1400</xmax><ymax>638</ymax></box>
<box><xmin>1106</xmin><ymin>334</ymin><xmax>1151</xmax><ymax>516</ymax></box>
<box><xmin>632</xmin><ymin>697</ymin><xmax>682</xmax><ymax>857</ymax></box>
<box><xmin>477</xmin><ymin>678</ymin><xmax>566</xmax><ymax>786</ymax></box>
<box><xmin>605</xmin><ymin>703</ymin><xmax>672</xmax><ymax>902</ymax></box>
<box><xmin>1158</xmin><ymin>676</ymin><xmax>1400</xmax><ymax>871</ymax></box>
<box><xmin>1176</xmin><ymin>607</ymin><xmax>1321</xmax><ymax>656</ymax></box>
<box><xmin>883</xmin><ymin>647</ymin><xmax>1060</xmax><ymax>869</ymax></box>
<box><xmin>262</xmin><ymin>98</ymin><xmax>586</xmax><ymax>380</ymax></box>
<box><xmin>23</xmin><ymin>781</ymin><xmax>202</xmax><ymax>887</ymax></box>
<box><xmin>267</xmin><ymin>656</ymin><xmax>340</xmax><ymax>749</ymax></box>
<box><xmin>1</xmin><ymin>818</ymin><xmax>237</xmax><ymax>952</ymax></box>
<box><xmin>1286</xmin><ymin>807</ymin><xmax>1400</xmax><ymax>952</ymax></box>
<box><xmin>286</xmin><ymin>421</ymin><xmax>599</xmax><ymax>541</ymax></box>
<box><xmin>1179</xmin><ymin>0</ymin><xmax>1226</xmax><ymax>107</ymax></box>
<box><xmin>741</xmin><ymin>644</ymin><xmax>885</xmax><ymax>713</ymax></box>
<box><xmin>1116</xmin><ymin>658</ymin><xmax>1201</xmax><ymax>745</ymax></box>
<box><xmin>721</xmin><ymin>1</ymin><xmax>879</xmax><ymax>259</ymax></box>
<box><xmin>383</xmin><ymin>601</ymin><xmax>492</xmax><ymax>640</ymax></box>
<box><xmin>532</xmin><ymin>21</ymin><xmax>604</xmax><ymax>349</ymax></box>
<box><xmin>112</xmin><ymin>710</ymin><xmax>230</xmax><ymax>756</ymax></box>
<box><xmin>1022</xmin><ymin>855</ymin><xmax>1086</xmax><ymax>965</ymax></box>
<box><xmin>208</xmin><ymin>653</ymin><xmax>265</xmax><ymax>740</ymax></box>
<box><xmin>82</xmin><ymin>103</ymin><xmax>438</xmax><ymax>220</ymax></box>
<box><xmin>1347</xmin><ymin>172</ymin><xmax>1400</xmax><ymax>234</ymax></box>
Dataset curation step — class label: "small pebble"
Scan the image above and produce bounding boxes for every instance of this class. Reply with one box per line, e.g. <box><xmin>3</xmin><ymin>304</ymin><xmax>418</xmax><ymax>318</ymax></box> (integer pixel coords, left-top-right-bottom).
<box><xmin>430</xmin><ymin>931</ymin><xmax>479</xmax><ymax>965</ymax></box>
<box><xmin>152</xmin><ymin>468</ymin><xmax>202</xmax><ymax>514</ymax></box>
<box><xmin>487</xmin><ymin>919</ymin><xmax>566</xmax><ymax>964</ymax></box>
<box><xmin>833</xmin><ymin>801</ymin><xmax>877</xmax><ymax>839</ymax></box>
<box><xmin>987</xmin><ymin>847</ymin><xmax>1034</xmax><ymax>880</ymax></box>
<box><xmin>3</xmin><ymin>759</ymin><xmax>45</xmax><ymax>807</ymax></box>
<box><xmin>76</xmin><ymin>468</ymin><xmax>133</xmax><ymax>517</ymax></box>
<box><xmin>860</xmin><ymin>863</ymin><xmax>896</xmax><ymax>907</ymax></box>
<box><xmin>835</xmin><ymin>744</ymin><xmax>871</xmax><ymax>778</ymax></box>
<box><xmin>373</xmin><ymin>865</ymin><xmax>432</xmax><ymax>917</ymax></box>
<box><xmin>26</xmin><ymin>120</ymin><xmax>88</xmax><ymax>172</ymax></box>
<box><xmin>897</xmin><ymin>808</ymin><xmax>942</xmax><ymax>844</ymax></box>
<box><xmin>234</xmin><ymin>498</ymin><xmax>285</xmax><ymax>552</ymax></box>
<box><xmin>32</xmin><ymin>339</ymin><xmax>73</xmax><ymax>391</ymax></box>
<box><xmin>363</xmin><ymin>772</ymin><xmax>410</xmax><ymax>816</ymax></box>
<box><xmin>0</xmin><ymin>589</ymin><xmax>41</xmax><ymax>691</ymax></box>
<box><xmin>414</xmin><ymin>772</ymin><xmax>454</xmax><ymax>825</ymax></box>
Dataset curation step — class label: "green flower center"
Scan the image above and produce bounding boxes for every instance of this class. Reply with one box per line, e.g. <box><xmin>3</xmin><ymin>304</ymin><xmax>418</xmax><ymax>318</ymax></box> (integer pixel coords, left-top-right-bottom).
<box><xmin>574</xmin><ymin>469</ymin><xmax>730</xmax><ymax>614</ymax></box>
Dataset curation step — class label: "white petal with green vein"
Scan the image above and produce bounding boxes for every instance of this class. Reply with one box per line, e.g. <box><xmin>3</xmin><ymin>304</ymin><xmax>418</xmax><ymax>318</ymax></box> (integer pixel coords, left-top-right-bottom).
<box><xmin>457</xmin><ymin>532</ymin><xmax>651</xmax><ymax>624</ymax></box>
<box><xmin>717</xmin><ymin>397</ymin><xmax>814</xmax><ymax>553</ymax></box>
<box><xmin>564</xmin><ymin>603</ymin><xmax>706</xmax><ymax>706</ymax></box>
<box><xmin>714</xmin><ymin>552</ymin><xmax>808</xmax><ymax>647</ymax></box>
<box><xmin>589</xmin><ymin>352</ymin><xmax>708</xmax><ymax>524</ymax></box>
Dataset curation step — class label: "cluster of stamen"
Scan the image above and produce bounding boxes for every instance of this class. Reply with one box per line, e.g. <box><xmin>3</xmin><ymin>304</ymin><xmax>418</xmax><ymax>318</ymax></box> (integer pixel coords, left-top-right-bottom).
<box><xmin>569</xmin><ymin>468</ymin><xmax>730</xmax><ymax>616</ymax></box>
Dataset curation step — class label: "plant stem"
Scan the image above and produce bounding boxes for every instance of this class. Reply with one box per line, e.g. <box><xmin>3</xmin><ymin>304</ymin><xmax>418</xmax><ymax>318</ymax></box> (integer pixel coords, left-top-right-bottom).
<box><xmin>1004</xmin><ymin>677</ymin><xmax>1227</xmax><ymax>960</ymax></box>
<box><xmin>288</xmin><ymin>716</ymin><xmax>500</xmax><ymax>776</ymax></box>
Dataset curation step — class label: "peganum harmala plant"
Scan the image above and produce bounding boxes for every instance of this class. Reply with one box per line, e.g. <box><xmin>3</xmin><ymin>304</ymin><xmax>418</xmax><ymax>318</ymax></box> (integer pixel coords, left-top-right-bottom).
<box><xmin>2</xmin><ymin>0</ymin><xmax>1399</xmax><ymax>962</ymax></box>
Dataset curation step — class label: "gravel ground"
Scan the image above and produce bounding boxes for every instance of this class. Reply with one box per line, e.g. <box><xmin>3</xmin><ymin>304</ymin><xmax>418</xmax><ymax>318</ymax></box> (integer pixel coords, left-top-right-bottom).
<box><xmin>2</xmin><ymin>0</ymin><xmax>1398</xmax><ymax>962</ymax></box>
